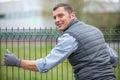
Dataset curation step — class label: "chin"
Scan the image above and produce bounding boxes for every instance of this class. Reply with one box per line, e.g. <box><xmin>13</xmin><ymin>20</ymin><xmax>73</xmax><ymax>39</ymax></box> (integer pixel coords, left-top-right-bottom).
<box><xmin>58</xmin><ymin>29</ymin><xmax>63</xmax><ymax>31</ymax></box>
<box><xmin>58</xmin><ymin>27</ymin><xmax>64</xmax><ymax>31</ymax></box>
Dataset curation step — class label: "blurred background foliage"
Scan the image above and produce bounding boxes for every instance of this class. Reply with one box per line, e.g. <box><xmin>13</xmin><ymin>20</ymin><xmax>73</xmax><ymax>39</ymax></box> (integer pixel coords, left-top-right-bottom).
<box><xmin>42</xmin><ymin>0</ymin><xmax>120</xmax><ymax>29</ymax></box>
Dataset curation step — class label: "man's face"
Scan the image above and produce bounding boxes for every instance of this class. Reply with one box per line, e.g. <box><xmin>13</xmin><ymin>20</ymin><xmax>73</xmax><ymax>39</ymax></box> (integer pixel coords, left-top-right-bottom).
<box><xmin>53</xmin><ymin>7</ymin><xmax>75</xmax><ymax>31</ymax></box>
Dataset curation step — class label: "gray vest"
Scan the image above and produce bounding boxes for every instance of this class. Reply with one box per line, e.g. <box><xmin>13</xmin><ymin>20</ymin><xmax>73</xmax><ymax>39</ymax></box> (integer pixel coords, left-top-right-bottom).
<box><xmin>64</xmin><ymin>19</ymin><xmax>115</xmax><ymax>80</ymax></box>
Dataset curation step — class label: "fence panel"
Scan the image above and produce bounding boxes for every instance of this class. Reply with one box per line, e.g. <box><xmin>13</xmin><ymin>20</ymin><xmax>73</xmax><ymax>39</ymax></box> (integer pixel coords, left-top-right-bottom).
<box><xmin>0</xmin><ymin>27</ymin><xmax>120</xmax><ymax>80</ymax></box>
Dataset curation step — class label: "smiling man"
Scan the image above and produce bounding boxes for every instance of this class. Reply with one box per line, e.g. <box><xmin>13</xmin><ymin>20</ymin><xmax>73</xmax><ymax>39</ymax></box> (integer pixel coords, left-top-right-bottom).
<box><xmin>4</xmin><ymin>3</ymin><xmax>117</xmax><ymax>80</ymax></box>
<box><xmin>53</xmin><ymin>6</ymin><xmax>76</xmax><ymax>31</ymax></box>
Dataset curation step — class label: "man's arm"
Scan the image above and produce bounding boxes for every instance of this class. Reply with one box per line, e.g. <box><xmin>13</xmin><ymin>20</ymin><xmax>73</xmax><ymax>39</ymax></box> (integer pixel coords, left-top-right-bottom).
<box><xmin>20</xmin><ymin>60</ymin><xmax>38</xmax><ymax>71</ymax></box>
<box><xmin>4</xmin><ymin>49</ymin><xmax>38</xmax><ymax>71</ymax></box>
<box><xmin>35</xmin><ymin>33</ymin><xmax>78</xmax><ymax>73</ymax></box>
<box><xmin>4</xmin><ymin>33</ymin><xmax>78</xmax><ymax>73</ymax></box>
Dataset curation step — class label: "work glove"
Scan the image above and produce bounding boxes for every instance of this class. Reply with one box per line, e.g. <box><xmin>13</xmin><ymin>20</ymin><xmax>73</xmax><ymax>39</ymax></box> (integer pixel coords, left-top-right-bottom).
<box><xmin>4</xmin><ymin>49</ymin><xmax>21</xmax><ymax>67</ymax></box>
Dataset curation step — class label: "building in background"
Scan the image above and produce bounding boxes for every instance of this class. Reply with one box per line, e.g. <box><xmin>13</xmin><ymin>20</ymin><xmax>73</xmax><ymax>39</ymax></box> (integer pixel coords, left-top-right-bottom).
<box><xmin>0</xmin><ymin>0</ymin><xmax>56</xmax><ymax>29</ymax></box>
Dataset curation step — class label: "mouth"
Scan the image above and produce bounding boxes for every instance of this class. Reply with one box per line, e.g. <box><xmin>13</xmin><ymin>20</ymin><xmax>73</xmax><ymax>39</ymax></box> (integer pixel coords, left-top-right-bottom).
<box><xmin>57</xmin><ymin>24</ymin><xmax>62</xmax><ymax>28</ymax></box>
<box><xmin>56</xmin><ymin>22</ymin><xmax>64</xmax><ymax>28</ymax></box>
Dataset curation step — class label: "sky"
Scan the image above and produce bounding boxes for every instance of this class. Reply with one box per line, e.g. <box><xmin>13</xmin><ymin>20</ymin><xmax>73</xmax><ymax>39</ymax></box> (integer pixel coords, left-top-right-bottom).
<box><xmin>0</xmin><ymin>0</ymin><xmax>119</xmax><ymax>3</ymax></box>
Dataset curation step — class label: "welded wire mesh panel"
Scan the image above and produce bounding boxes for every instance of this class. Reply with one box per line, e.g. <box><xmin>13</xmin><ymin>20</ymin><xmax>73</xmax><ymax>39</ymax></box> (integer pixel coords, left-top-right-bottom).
<box><xmin>0</xmin><ymin>27</ymin><xmax>120</xmax><ymax>80</ymax></box>
<box><xmin>0</xmin><ymin>27</ymin><xmax>74</xmax><ymax>80</ymax></box>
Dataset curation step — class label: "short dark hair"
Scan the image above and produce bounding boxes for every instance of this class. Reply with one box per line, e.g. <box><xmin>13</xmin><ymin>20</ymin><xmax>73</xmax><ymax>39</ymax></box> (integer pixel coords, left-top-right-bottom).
<box><xmin>53</xmin><ymin>3</ymin><xmax>75</xmax><ymax>14</ymax></box>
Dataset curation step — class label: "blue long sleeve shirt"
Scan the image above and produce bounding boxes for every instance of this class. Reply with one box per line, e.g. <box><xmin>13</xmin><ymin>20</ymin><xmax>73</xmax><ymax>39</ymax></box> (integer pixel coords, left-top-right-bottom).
<box><xmin>35</xmin><ymin>33</ymin><xmax>78</xmax><ymax>73</ymax></box>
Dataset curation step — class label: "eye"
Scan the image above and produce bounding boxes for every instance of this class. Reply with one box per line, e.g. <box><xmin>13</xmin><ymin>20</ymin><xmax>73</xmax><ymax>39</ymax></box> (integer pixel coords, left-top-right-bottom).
<box><xmin>58</xmin><ymin>14</ymin><xmax>64</xmax><ymax>18</ymax></box>
<box><xmin>53</xmin><ymin>16</ymin><xmax>56</xmax><ymax>20</ymax></box>
<box><xmin>53</xmin><ymin>13</ymin><xmax>64</xmax><ymax>20</ymax></box>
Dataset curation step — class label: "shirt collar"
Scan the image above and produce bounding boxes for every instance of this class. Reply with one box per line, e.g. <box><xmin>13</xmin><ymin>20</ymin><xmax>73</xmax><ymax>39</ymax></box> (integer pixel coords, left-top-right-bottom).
<box><xmin>63</xmin><ymin>18</ymin><xmax>79</xmax><ymax>32</ymax></box>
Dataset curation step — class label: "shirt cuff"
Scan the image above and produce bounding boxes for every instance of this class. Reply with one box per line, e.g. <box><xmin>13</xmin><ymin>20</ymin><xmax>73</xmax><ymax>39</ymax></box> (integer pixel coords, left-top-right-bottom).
<box><xmin>35</xmin><ymin>58</ymin><xmax>48</xmax><ymax>73</ymax></box>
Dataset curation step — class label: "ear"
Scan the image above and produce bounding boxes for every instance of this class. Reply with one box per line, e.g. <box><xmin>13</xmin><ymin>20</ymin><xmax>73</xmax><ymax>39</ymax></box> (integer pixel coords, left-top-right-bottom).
<box><xmin>71</xmin><ymin>12</ymin><xmax>76</xmax><ymax>19</ymax></box>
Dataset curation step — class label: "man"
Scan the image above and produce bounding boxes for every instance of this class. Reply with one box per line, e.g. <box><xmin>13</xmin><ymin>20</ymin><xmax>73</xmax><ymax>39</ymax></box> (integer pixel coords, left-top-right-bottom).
<box><xmin>4</xmin><ymin>3</ymin><xmax>117</xmax><ymax>80</ymax></box>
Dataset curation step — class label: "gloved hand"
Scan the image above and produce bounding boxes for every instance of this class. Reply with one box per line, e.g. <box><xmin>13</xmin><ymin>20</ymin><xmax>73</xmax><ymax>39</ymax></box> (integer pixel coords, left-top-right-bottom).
<box><xmin>4</xmin><ymin>49</ymin><xmax>21</xmax><ymax>67</ymax></box>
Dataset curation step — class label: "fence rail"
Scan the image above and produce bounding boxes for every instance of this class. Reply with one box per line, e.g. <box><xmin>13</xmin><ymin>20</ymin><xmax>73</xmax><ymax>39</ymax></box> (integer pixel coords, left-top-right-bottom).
<box><xmin>0</xmin><ymin>28</ymin><xmax>120</xmax><ymax>80</ymax></box>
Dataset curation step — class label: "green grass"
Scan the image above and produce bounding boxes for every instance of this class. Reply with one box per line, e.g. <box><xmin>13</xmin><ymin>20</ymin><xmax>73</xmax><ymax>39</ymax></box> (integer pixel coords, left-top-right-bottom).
<box><xmin>0</xmin><ymin>42</ymin><xmax>74</xmax><ymax>80</ymax></box>
<box><xmin>114</xmin><ymin>67</ymin><xmax>120</xmax><ymax>80</ymax></box>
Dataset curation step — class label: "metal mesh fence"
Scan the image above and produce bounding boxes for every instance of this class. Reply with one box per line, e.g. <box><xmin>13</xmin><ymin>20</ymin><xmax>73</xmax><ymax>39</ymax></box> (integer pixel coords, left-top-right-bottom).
<box><xmin>0</xmin><ymin>27</ymin><xmax>120</xmax><ymax>80</ymax></box>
